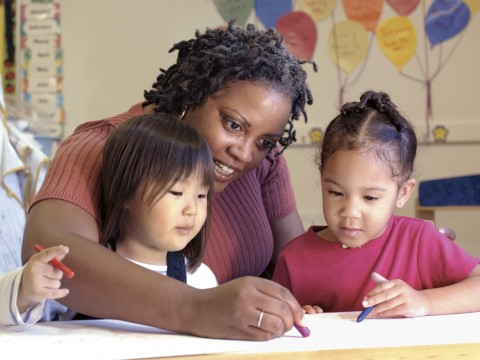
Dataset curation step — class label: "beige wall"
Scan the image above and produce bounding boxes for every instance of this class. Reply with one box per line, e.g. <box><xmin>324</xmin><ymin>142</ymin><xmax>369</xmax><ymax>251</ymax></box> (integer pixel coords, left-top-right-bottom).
<box><xmin>55</xmin><ymin>1</ymin><xmax>480</xmax><ymax>255</ymax></box>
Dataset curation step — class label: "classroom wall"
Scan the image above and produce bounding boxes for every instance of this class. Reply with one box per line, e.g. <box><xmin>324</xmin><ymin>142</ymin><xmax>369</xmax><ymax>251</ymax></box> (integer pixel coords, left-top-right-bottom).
<box><xmin>55</xmin><ymin>0</ymin><xmax>480</xmax><ymax>255</ymax></box>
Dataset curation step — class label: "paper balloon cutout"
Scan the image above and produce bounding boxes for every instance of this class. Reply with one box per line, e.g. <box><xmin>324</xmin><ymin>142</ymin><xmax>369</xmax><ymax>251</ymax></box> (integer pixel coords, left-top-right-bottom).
<box><xmin>328</xmin><ymin>20</ymin><xmax>368</xmax><ymax>74</ymax></box>
<box><xmin>464</xmin><ymin>0</ymin><xmax>480</xmax><ymax>15</ymax></box>
<box><xmin>299</xmin><ymin>0</ymin><xmax>336</xmax><ymax>22</ymax></box>
<box><xmin>255</xmin><ymin>0</ymin><xmax>292</xmax><ymax>29</ymax></box>
<box><xmin>213</xmin><ymin>0</ymin><xmax>254</xmax><ymax>26</ymax></box>
<box><xmin>386</xmin><ymin>0</ymin><xmax>420</xmax><ymax>16</ymax></box>
<box><xmin>277</xmin><ymin>11</ymin><xmax>317</xmax><ymax>60</ymax></box>
<box><xmin>376</xmin><ymin>16</ymin><xmax>417</xmax><ymax>71</ymax></box>
<box><xmin>342</xmin><ymin>0</ymin><xmax>383</xmax><ymax>32</ymax></box>
<box><xmin>425</xmin><ymin>0</ymin><xmax>470</xmax><ymax>47</ymax></box>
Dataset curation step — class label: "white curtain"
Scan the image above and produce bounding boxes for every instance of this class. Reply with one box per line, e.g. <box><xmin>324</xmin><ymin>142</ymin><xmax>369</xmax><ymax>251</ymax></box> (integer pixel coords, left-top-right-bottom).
<box><xmin>0</xmin><ymin>103</ymin><xmax>49</xmax><ymax>274</ymax></box>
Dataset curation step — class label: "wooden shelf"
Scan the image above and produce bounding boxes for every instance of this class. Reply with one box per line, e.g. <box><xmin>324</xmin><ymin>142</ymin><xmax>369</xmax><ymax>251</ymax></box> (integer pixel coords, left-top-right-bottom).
<box><xmin>415</xmin><ymin>199</ymin><xmax>480</xmax><ymax>222</ymax></box>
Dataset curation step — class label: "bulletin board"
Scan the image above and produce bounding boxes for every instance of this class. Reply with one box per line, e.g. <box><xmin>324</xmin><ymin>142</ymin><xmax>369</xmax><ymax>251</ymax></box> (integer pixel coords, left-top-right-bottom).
<box><xmin>211</xmin><ymin>0</ymin><xmax>480</xmax><ymax>146</ymax></box>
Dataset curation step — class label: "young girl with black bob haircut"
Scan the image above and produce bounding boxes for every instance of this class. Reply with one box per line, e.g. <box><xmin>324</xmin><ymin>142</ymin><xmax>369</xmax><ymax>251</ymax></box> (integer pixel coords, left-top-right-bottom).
<box><xmin>273</xmin><ymin>90</ymin><xmax>480</xmax><ymax>319</ymax></box>
<box><xmin>98</xmin><ymin>113</ymin><xmax>217</xmax><ymax>288</ymax></box>
<box><xmin>2</xmin><ymin>113</ymin><xmax>217</xmax><ymax>327</ymax></box>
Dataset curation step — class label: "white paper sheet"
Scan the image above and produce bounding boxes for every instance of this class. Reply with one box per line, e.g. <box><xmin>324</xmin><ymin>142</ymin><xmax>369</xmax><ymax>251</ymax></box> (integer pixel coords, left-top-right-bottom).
<box><xmin>1</xmin><ymin>311</ymin><xmax>479</xmax><ymax>360</ymax></box>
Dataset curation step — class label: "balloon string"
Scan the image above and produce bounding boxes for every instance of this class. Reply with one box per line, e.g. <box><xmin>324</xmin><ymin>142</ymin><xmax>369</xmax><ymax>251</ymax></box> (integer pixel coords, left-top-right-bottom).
<box><xmin>422</xmin><ymin>0</ymin><xmax>432</xmax><ymax>143</ymax></box>
<box><xmin>331</xmin><ymin>11</ymin><xmax>343</xmax><ymax>107</ymax></box>
<box><xmin>426</xmin><ymin>79</ymin><xmax>432</xmax><ymax>142</ymax></box>
<box><xmin>431</xmin><ymin>30</ymin><xmax>465</xmax><ymax>82</ymax></box>
<box><xmin>346</xmin><ymin>33</ymin><xmax>374</xmax><ymax>86</ymax></box>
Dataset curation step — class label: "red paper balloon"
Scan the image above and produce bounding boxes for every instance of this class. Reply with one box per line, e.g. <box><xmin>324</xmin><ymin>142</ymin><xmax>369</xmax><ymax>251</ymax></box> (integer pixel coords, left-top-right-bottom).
<box><xmin>276</xmin><ymin>11</ymin><xmax>317</xmax><ymax>60</ymax></box>
<box><xmin>386</xmin><ymin>0</ymin><xmax>420</xmax><ymax>16</ymax></box>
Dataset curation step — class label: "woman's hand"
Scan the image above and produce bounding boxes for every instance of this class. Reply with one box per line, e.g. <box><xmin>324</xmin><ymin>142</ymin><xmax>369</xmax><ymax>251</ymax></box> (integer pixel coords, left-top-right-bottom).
<box><xmin>439</xmin><ymin>227</ymin><xmax>456</xmax><ymax>241</ymax></box>
<box><xmin>187</xmin><ymin>276</ymin><xmax>306</xmax><ymax>340</ymax></box>
<box><xmin>425</xmin><ymin>221</ymin><xmax>456</xmax><ymax>241</ymax></box>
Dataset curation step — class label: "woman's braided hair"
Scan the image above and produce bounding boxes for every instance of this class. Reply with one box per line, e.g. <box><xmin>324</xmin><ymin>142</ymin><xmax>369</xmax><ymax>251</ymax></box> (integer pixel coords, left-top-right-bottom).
<box><xmin>317</xmin><ymin>90</ymin><xmax>417</xmax><ymax>186</ymax></box>
<box><xmin>144</xmin><ymin>20</ymin><xmax>317</xmax><ymax>153</ymax></box>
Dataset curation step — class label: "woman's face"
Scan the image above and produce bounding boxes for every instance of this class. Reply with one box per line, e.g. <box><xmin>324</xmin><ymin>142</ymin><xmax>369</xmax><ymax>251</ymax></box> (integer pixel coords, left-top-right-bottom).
<box><xmin>183</xmin><ymin>81</ymin><xmax>292</xmax><ymax>193</ymax></box>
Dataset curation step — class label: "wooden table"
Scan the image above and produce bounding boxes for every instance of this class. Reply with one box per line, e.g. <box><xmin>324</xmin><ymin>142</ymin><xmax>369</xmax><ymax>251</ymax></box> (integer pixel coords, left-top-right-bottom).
<box><xmin>4</xmin><ymin>312</ymin><xmax>480</xmax><ymax>359</ymax></box>
<box><xmin>145</xmin><ymin>342</ymin><xmax>480</xmax><ymax>360</ymax></box>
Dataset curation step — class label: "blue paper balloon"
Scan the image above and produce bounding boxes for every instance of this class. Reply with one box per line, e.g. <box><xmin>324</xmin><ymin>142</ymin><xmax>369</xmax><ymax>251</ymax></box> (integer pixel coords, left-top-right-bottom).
<box><xmin>425</xmin><ymin>0</ymin><xmax>470</xmax><ymax>47</ymax></box>
<box><xmin>255</xmin><ymin>0</ymin><xmax>292</xmax><ymax>29</ymax></box>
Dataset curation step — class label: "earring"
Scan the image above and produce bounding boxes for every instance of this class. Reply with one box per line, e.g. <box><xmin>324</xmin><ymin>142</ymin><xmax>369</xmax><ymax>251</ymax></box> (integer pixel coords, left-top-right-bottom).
<box><xmin>179</xmin><ymin>108</ymin><xmax>187</xmax><ymax>119</ymax></box>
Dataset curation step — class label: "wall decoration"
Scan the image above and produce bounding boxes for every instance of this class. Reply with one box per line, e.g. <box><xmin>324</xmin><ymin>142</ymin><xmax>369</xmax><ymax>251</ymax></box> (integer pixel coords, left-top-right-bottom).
<box><xmin>308</xmin><ymin>127</ymin><xmax>324</xmax><ymax>144</ymax></box>
<box><xmin>211</xmin><ymin>0</ymin><xmax>479</xmax><ymax>146</ymax></box>
<box><xmin>342</xmin><ymin>0</ymin><xmax>384</xmax><ymax>32</ymax></box>
<box><xmin>255</xmin><ymin>0</ymin><xmax>292</xmax><ymax>28</ymax></box>
<box><xmin>386</xmin><ymin>0</ymin><xmax>420</xmax><ymax>16</ymax></box>
<box><xmin>376</xmin><ymin>16</ymin><xmax>417</xmax><ymax>71</ymax></box>
<box><xmin>19</xmin><ymin>0</ymin><xmax>64</xmax><ymax>154</ymax></box>
<box><xmin>277</xmin><ymin>11</ymin><xmax>317</xmax><ymax>59</ymax></box>
<box><xmin>394</xmin><ymin>0</ymin><xmax>472</xmax><ymax>141</ymax></box>
<box><xmin>328</xmin><ymin>19</ymin><xmax>368</xmax><ymax>103</ymax></box>
<box><xmin>464</xmin><ymin>0</ymin><xmax>480</xmax><ymax>14</ymax></box>
<box><xmin>425</xmin><ymin>0</ymin><xmax>470</xmax><ymax>47</ymax></box>
<box><xmin>213</xmin><ymin>0</ymin><xmax>254</xmax><ymax>26</ymax></box>
<box><xmin>432</xmin><ymin>125</ymin><xmax>449</xmax><ymax>142</ymax></box>
<box><xmin>300</xmin><ymin>0</ymin><xmax>336</xmax><ymax>22</ymax></box>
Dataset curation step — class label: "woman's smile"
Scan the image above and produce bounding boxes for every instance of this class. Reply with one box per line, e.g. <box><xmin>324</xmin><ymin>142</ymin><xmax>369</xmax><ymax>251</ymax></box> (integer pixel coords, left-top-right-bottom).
<box><xmin>213</xmin><ymin>159</ymin><xmax>236</xmax><ymax>182</ymax></box>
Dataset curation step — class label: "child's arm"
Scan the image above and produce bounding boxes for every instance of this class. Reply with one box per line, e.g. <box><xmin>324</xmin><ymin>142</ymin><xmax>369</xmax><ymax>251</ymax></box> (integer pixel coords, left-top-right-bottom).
<box><xmin>17</xmin><ymin>245</ymin><xmax>71</xmax><ymax>314</ymax></box>
<box><xmin>363</xmin><ymin>267</ymin><xmax>480</xmax><ymax>318</ymax></box>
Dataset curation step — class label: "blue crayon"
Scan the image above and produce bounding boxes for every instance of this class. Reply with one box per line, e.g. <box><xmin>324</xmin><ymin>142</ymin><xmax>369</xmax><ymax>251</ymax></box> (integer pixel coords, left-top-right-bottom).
<box><xmin>357</xmin><ymin>306</ymin><xmax>375</xmax><ymax>322</ymax></box>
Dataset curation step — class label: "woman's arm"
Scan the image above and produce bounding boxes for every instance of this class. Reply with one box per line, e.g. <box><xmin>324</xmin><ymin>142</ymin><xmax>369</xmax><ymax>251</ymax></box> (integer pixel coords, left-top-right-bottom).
<box><xmin>271</xmin><ymin>210</ymin><xmax>304</xmax><ymax>263</ymax></box>
<box><xmin>261</xmin><ymin>210</ymin><xmax>305</xmax><ymax>279</ymax></box>
<box><xmin>260</xmin><ymin>152</ymin><xmax>305</xmax><ymax>268</ymax></box>
<box><xmin>22</xmin><ymin>200</ymin><xmax>305</xmax><ymax>340</ymax></box>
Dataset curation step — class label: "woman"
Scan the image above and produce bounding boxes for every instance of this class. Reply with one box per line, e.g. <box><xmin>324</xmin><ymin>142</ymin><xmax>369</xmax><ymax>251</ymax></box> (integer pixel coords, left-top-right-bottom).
<box><xmin>22</xmin><ymin>21</ymin><xmax>314</xmax><ymax>340</ymax></box>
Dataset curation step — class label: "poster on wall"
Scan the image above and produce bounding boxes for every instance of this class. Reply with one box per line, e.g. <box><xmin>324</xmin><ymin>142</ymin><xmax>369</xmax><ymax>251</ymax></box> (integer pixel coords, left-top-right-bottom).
<box><xmin>20</xmin><ymin>0</ymin><xmax>63</xmax><ymax>152</ymax></box>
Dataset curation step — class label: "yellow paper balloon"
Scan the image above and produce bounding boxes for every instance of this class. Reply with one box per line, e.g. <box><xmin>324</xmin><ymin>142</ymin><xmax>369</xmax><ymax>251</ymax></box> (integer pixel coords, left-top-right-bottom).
<box><xmin>328</xmin><ymin>20</ymin><xmax>368</xmax><ymax>74</ymax></box>
<box><xmin>376</xmin><ymin>16</ymin><xmax>417</xmax><ymax>71</ymax></box>
<box><xmin>464</xmin><ymin>0</ymin><xmax>480</xmax><ymax>15</ymax></box>
<box><xmin>300</xmin><ymin>0</ymin><xmax>336</xmax><ymax>22</ymax></box>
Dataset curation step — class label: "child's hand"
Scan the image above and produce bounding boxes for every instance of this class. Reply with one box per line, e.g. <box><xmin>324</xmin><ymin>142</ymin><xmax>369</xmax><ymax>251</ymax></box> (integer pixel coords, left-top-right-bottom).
<box><xmin>302</xmin><ymin>305</ymin><xmax>323</xmax><ymax>314</ymax></box>
<box><xmin>362</xmin><ymin>272</ymin><xmax>428</xmax><ymax>318</ymax></box>
<box><xmin>17</xmin><ymin>245</ymin><xmax>71</xmax><ymax>313</ymax></box>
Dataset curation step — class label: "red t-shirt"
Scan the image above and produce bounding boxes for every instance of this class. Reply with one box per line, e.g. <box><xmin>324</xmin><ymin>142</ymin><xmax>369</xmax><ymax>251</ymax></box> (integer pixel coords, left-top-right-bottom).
<box><xmin>273</xmin><ymin>215</ymin><xmax>479</xmax><ymax>311</ymax></box>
